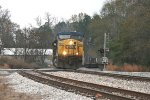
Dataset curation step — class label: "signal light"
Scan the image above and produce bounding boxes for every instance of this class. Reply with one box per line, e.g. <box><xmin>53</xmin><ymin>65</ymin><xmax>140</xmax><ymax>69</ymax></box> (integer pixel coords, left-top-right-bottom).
<box><xmin>98</xmin><ymin>48</ymin><xmax>104</xmax><ymax>53</ymax></box>
<box><xmin>98</xmin><ymin>48</ymin><xmax>109</xmax><ymax>54</ymax></box>
<box><xmin>76</xmin><ymin>52</ymin><xmax>79</xmax><ymax>55</ymax></box>
<box><xmin>69</xmin><ymin>41</ymin><xmax>73</xmax><ymax>45</ymax></box>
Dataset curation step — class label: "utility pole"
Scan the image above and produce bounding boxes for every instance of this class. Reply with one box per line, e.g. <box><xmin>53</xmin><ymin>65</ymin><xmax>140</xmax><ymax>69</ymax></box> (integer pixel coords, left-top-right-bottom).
<box><xmin>0</xmin><ymin>39</ymin><xmax>3</xmax><ymax>55</ymax></box>
<box><xmin>24</xmin><ymin>28</ymin><xmax>27</xmax><ymax>61</ymax></box>
<box><xmin>103</xmin><ymin>33</ymin><xmax>106</xmax><ymax>70</ymax></box>
<box><xmin>104</xmin><ymin>33</ymin><xmax>106</xmax><ymax>58</ymax></box>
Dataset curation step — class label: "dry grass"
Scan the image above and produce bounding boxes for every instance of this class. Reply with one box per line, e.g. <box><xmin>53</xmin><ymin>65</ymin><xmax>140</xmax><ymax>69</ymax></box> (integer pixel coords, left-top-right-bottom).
<box><xmin>0</xmin><ymin>64</ymin><xmax>10</xmax><ymax>69</ymax></box>
<box><xmin>106</xmin><ymin>63</ymin><xmax>149</xmax><ymax>72</ymax></box>
<box><xmin>0</xmin><ymin>56</ymin><xmax>39</xmax><ymax>69</ymax></box>
<box><xmin>0</xmin><ymin>76</ymin><xmax>41</xmax><ymax>100</ymax></box>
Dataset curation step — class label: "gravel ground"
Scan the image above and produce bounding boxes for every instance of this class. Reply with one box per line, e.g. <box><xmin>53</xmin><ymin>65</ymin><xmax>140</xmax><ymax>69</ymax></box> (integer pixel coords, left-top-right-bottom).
<box><xmin>46</xmin><ymin>71</ymin><xmax>150</xmax><ymax>94</ymax></box>
<box><xmin>78</xmin><ymin>67</ymin><xmax>150</xmax><ymax>77</ymax></box>
<box><xmin>2</xmin><ymin>68</ymin><xmax>150</xmax><ymax>100</ymax></box>
<box><xmin>5</xmin><ymin>72</ymin><xmax>92</xmax><ymax>100</ymax></box>
<box><xmin>104</xmin><ymin>71</ymin><xmax>150</xmax><ymax>77</ymax></box>
<box><xmin>0</xmin><ymin>71</ymin><xmax>10</xmax><ymax>75</ymax></box>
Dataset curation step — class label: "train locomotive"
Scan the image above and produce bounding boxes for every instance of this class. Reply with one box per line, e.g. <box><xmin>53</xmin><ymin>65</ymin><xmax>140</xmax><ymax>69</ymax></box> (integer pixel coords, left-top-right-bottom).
<box><xmin>52</xmin><ymin>32</ymin><xmax>84</xmax><ymax>69</ymax></box>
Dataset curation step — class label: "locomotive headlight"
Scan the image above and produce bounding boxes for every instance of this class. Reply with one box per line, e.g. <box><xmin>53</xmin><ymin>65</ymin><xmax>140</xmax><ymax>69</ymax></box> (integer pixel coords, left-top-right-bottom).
<box><xmin>63</xmin><ymin>51</ymin><xmax>67</xmax><ymax>55</ymax></box>
<box><xmin>69</xmin><ymin>40</ymin><xmax>73</xmax><ymax>45</ymax></box>
<box><xmin>76</xmin><ymin>52</ymin><xmax>78</xmax><ymax>55</ymax></box>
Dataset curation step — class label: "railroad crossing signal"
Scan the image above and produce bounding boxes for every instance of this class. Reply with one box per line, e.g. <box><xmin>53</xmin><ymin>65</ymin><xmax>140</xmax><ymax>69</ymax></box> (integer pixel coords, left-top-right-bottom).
<box><xmin>98</xmin><ymin>48</ymin><xmax>109</xmax><ymax>54</ymax></box>
<box><xmin>105</xmin><ymin>48</ymin><xmax>109</xmax><ymax>52</ymax></box>
<box><xmin>98</xmin><ymin>48</ymin><xmax>104</xmax><ymax>53</ymax></box>
<box><xmin>103</xmin><ymin>33</ymin><xmax>110</xmax><ymax>70</ymax></box>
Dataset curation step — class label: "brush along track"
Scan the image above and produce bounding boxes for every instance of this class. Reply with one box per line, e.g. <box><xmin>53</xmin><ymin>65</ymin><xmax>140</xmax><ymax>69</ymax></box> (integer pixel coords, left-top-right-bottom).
<box><xmin>19</xmin><ymin>70</ymin><xmax>150</xmax><ymax>100</ymax></box>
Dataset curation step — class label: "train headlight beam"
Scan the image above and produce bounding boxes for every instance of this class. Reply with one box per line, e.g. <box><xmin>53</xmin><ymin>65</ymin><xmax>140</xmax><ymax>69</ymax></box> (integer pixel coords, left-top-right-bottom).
<box><xmin>69</xmin><ymin>40</ymin><xmax>73</xmax><ymax>45</ymax></box>
<box><xmin>76</xmin><ymin>52</ymin><xmax>78</xmax><ymax>55</ymax></box>
<box><xmin>63</xmin><ymin>51</ymin><xmax>67</xmax><ymax>56</ymax></box>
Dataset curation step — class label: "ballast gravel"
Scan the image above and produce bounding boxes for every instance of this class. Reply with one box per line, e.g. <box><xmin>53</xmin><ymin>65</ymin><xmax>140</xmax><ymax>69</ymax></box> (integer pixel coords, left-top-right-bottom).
<box><xmin>104</xmin><ymin>71</ymin><xmax>150</xmax><ymax>77</ymax></box>
<box><xmin>46</xmin><ymin>71</ymin><xmax>150</xmax><ymax>94</ymax></box>
<box><xmin>0</xmin><ymin>70</ymin><xmax>10</xmax><ymax>75</ymax></box>
<box><xmin>6</xmin><ymin>72</ymin><xmax>92</xmax><ymax>100</ymax></box>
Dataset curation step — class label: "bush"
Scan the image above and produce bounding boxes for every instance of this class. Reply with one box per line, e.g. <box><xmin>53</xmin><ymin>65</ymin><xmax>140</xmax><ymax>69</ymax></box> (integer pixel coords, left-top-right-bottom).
<box><xmin>0</xmin><ymin>56</ymin><xmax>39</xmax><ymax>69</ymax></box>
<box><xmin>106</xmin><ymin>63</ymin><xmax>150</xmax><ymax>72</ymax></box>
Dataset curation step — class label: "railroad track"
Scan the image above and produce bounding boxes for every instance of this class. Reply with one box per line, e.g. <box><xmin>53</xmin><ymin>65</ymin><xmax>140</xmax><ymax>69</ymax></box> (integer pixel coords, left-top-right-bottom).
<box><xmin>41</xmin><ymin>68</ymin><xmax>150</xmax><ymax>82</ymax></box>
<box><xmin>19</xmin><ymin>70</ymin><xmax>150</xmax><ymax>100</ymax></box>
<box><xmin>2</xmin><ymin>68</ymin><xmax>149</xmax><ymax>82</ymax></box>
<box><xmin>56</xmin><ymin>69</ymin><xmax>150</xmax><ymax>82</ymax></box>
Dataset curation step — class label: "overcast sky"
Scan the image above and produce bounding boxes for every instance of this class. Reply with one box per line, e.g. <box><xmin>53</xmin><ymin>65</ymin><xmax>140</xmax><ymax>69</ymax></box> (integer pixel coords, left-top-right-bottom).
<box><xmin>1</xmin><ymin>0</ymin><xmax>106</xmax><ymax>28</ymax></box>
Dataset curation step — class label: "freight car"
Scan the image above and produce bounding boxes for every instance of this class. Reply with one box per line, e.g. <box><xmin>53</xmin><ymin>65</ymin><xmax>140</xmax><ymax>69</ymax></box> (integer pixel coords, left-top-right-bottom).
<box><xmin>83</xmin><ymin>40</ymin><xmax>104</xmax><ymax>70</ymax></box>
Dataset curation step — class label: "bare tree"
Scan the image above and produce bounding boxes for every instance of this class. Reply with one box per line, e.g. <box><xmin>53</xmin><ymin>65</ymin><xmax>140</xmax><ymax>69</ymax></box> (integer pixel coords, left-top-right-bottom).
<box><xmin>35</xmin><ymin>16</ymin><xmax>42</xmax><ymax>27</ymax></box>
<box><xmin>0</xmin><ymin>6</ymin><xmax>17</xmax><ymax>48</ymax></box>
<box><xmin>45</xmin><ymin>12</ymin><xmax>55</xmax><ymax>27</ymax></box>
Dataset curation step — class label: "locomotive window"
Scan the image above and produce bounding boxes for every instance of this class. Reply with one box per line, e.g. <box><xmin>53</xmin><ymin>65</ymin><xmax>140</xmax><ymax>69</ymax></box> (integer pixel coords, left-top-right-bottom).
<box><xmin>59</xmin><ymin>35</ymin><xmax>70</xmax><ymax>39</ymax></box>
<box><xmin>71</xmin><ymin>35</ymin><xmax>83</xmax><ymax>41</ymax></box>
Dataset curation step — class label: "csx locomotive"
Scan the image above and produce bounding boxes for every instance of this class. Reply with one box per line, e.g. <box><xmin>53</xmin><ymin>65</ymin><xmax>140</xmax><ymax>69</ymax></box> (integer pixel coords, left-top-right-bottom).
<box><xmin>52</xmin><ymin>32</ymin><xmax>84</xmax><ymax>69</ymax></box>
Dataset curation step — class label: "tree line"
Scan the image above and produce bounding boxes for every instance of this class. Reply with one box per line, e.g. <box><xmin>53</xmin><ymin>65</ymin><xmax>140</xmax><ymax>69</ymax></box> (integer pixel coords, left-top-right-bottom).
<box><xmin>0</xmin><ymin>0</ymin><xmax>149</xmax><ymax>66</ymax></box>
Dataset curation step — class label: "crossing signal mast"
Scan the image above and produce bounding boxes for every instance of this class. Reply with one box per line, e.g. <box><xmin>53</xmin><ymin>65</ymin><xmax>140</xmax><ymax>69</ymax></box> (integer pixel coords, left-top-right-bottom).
<box><xmin>102</xmin><ymin>33</ymin><xmax>109</xmax><ymax>70</ymax></box>
<box><xmin>0</xmin><ymin>39</ymin><xmax>3</xmax><ymax>55</ymax></box>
